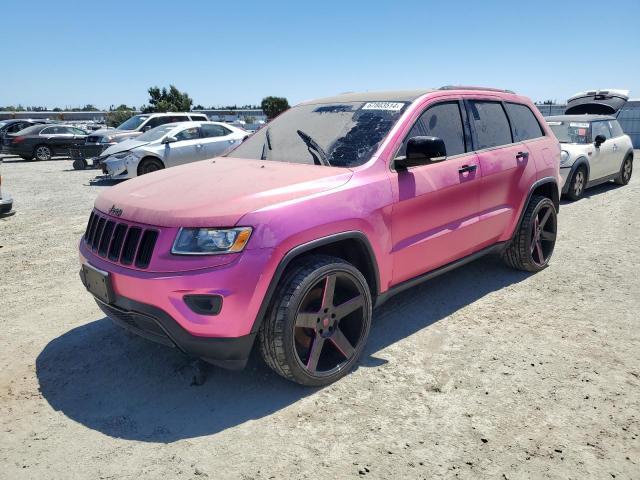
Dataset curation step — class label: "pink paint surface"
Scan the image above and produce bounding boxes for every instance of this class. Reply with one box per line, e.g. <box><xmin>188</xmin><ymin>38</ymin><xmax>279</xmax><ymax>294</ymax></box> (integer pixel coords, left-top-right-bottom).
<box><xmin>81</xmin><ymin>89</ymin><xmax>560</xmax><ymax>339</ymax></box>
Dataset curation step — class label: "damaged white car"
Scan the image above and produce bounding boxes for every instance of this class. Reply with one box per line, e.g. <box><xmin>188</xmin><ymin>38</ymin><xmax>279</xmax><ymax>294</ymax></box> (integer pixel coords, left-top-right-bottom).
<box><xmin>100</xmin><ymin>121</ymin><xmax>248</xmax><ymax>179</ymax></box>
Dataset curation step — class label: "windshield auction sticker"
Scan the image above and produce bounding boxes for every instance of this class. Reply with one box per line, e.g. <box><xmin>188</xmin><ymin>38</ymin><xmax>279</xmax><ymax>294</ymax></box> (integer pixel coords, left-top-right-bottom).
<box><xmin>569</xmin><ymin>122</ymin><xmax>590</xmax><ymax>128</ymax></box>
<box><xmin>362</xmin><ymin>102</ymin><xmax>405</xmax><ymax>111</ymax></box>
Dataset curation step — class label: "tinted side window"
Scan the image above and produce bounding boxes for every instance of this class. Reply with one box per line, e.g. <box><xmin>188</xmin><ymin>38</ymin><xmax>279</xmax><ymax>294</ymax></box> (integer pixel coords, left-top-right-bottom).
<box><xmin>190</xmin><ymin>115</ymin><xmax>208</xmax><ymax>121</ymax></box>
<box><xmin>168</xmin><ymin>115</ymin><xmax>190</xmax><ymax>123</ymax></box>
<box><xmin>592</xmin><ymin>121</ymin><xmax>611</xmax><ymax>139</ymax></box>
<box><xmin>174</xmin><ymin>127</ymin><xmax>200</xmax><ymax>141</ymax></box>
<box><xmin>468</xmin><ymin>101</ymin><xmax>512</xmax><ymax>149</ymax></box>
<box><xmin>399</xmin><ymin>102</ymin><xmax>466</xmax><ymax>157</ymax></box>
<box><xmin>609</xmin><ymin>120</ymin><xmax>624</xmax><ymax>137</ymax></box>
<box><xmin>505</xmin><ymin>103</ymin><xmax>544</xmax><ymax>141</ymax></box>
<box><xmin>201</xmin><ymin>124</ymin><xmax>230</xmax><ymax>138</ymax></box>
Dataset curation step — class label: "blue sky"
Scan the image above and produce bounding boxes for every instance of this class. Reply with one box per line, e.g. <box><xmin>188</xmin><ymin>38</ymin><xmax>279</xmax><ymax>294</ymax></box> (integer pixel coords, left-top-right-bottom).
<box><xmin>1</xmin><ymin>0</ymin><xmax>639</xmax><ymax>109</ymax></box>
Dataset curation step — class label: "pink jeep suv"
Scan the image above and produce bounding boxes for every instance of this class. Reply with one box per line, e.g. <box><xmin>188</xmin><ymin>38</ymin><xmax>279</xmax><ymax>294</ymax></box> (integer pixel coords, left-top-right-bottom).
<box><xmin>79</xmin><ymin>87</ymin><xmax>561</xmax><ymax>386</ymax></box>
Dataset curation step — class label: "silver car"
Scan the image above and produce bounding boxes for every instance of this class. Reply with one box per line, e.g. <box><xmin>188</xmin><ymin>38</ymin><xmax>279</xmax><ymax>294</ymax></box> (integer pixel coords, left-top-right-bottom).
<box><xmin>101</xmin><ymin>122</ymin><xmax>248</xmax><ymax>179</ymax></box>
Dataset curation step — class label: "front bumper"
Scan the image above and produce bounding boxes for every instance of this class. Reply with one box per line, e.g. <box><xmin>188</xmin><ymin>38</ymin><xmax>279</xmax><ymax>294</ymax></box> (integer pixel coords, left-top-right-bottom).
<box><xmin>79</xmin><ymin>241</ymin><xmax>279</xmax><ymax>366</ymax></box>
<box><xmin>91</xmin><ymin>293</ymin><xmax>256</xmax><ymax>369</ymax></box>
<box><xmin>0</xmin><ymin>193</ymin><xmax>14</xmax><ymax>215</ymax></box>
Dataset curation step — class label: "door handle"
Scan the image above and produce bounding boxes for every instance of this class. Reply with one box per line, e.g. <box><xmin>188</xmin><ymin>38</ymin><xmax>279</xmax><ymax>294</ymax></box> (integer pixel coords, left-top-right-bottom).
<box><xmin>458</xmin><ymin>164</ymin><xmax>477</xmax><ymax>174</ymax></box>
<box><xmin>516</xmin><ymin>151</ymin><xmax>529</xmax><ymax>160</ymax></box>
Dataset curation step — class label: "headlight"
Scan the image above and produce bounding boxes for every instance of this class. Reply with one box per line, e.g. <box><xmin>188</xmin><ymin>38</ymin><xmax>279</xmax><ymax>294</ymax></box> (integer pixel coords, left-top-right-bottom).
<box><xmin>560</xmin><ymin>150</ymin><xmax>570</xmax><ymax>166</ymax></box>
<box><xmin>172</xmin><ymin>227</ymin><xmax>252</xmax><ymax>255</ymax></box>
<box><xmin>99</xmin><ymin>136</ymin><xmax>116</xmax><ymax>144</ymax></box>
<box><xmin>113</xmin><ymin>151</ymin><xmax>131</xmax><ymax>159</ymax></box>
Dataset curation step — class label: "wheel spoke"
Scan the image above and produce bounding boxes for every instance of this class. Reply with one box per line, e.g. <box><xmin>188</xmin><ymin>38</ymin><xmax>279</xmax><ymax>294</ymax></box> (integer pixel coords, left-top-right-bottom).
<box><xmin>535</xmin><ymin>239</ymin><xmax>544</xmax><ymax>264</ymax></box>
<box><xmin>329</xmin><ymin>327</ymin><xmax>355</xmax><ymax>358</ymax></box>
<box><xmin>333</xmin><ymin>294</ymin><xmax>364</xmax><ymax>320</ymax></box>
<box><xmin>296</xmin><ymin>312</ymin><xmax>319</xmax><ymax>329</ymax></box>
<box><xmin>321</xmin><ymin>274</ymin><xmax>337</xmax><ymax>309</ymax></box>
<box><xmin>306</xmin><ymin>335</ymin><xmax>325</xmax><ymax>372</ymax></box>
<box><xmin>539</xmin><ymin>208</ymin><xmax>552</xmax><ymax>229</ymax></box>
<box><xmin>540</xmin><ymin>230</ymin><xmax>556</xmax><ymax>242</ymax></box>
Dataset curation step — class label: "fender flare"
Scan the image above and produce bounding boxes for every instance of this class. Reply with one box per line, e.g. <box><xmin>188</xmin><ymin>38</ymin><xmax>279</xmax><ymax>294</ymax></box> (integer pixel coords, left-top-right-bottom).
<box><xmin>250</xmin><ymin>231</ymin><xmax>380</xmax><ymax>334</ymax></box>
<box><xmin>512</xmin><ymin>176</ymin><xmax>559</xmax><ymax>243</ymax></box>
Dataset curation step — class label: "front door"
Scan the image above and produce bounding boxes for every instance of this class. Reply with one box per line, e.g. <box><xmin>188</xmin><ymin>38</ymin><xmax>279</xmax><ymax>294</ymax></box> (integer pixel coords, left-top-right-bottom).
<box><xmin>390</xmin><ymin>100</ymin><xmax>482</xmax><ymax>285</ymax></box>
<box><xmin>590</xmin><ymin>121</ymin><xmax>615</xmax><ymax>180</ymax></box>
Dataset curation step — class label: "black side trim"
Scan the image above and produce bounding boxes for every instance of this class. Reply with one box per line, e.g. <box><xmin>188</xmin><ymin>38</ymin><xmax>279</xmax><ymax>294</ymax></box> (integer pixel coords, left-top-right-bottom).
<box><xmin>94</xmin><ymin>294</ymin><xmax>256</xmax><ymax>370</ymax></box>
<box><xmin>250</xmin><ymin>231</ymin><xmax>380</xmax><ymax>334</ymax></box>
<box><xmin>586</xmin><ymin>172</ymin><xmax>620</xmax><ymax>189</ymax></box>
<box><xmin>374</xmin><ymin>242</ymin><xmax>506</xmax><ymax>308</ymax></box>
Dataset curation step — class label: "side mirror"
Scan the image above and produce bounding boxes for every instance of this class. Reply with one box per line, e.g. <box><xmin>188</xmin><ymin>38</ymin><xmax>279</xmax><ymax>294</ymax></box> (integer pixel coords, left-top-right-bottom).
<box><xmin>594</xmin><ymin>134</ymin><xmax>606</xmax><ymax>147</ymax></box>
<box><xmin>142</xmin><ymin>125</ymin><xmax>152</xmax><ymax>132</ymax></box>
<box><xmin>395</xmin><ymin>136</ymin><xmax>447</xmax><ymax>170</ymax></box>
<box><xmin>162</xmin><ymin>136</ymin><xmax>177</xmax><ymax>144</ymax></box>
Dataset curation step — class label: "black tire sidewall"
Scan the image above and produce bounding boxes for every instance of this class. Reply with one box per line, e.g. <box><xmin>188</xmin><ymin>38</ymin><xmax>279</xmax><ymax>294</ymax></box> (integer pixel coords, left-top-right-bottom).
<box><xmin>138</xmin><ymin>157</ymin><xmax>163</xmax><ymax>176</ymax></box>
<box><xmin>568</xmin><ymin>166</ymin><xmax>586</xmax><ymax>200</ymax></box>
<box><xmin>525</xmin><ymin>197</ymin><xmax>557</xmax><ymax>270</ymax></box>
<box><xmin>270</xmin><ymin>257</ymin><xmax>372</xmax><ymax>386</ymax></box>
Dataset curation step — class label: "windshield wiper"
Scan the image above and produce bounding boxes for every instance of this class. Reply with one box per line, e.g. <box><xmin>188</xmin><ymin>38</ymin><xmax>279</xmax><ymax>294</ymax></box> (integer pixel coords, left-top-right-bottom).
<box><xmin>260</xmin><ymin>127</ymin><xmax>272</xmax><ymax>160</ymax></box>
<box><xmin>296</xmin><ymin>129</ymin><xmax>330</xmax><ymax>166</ymax></box>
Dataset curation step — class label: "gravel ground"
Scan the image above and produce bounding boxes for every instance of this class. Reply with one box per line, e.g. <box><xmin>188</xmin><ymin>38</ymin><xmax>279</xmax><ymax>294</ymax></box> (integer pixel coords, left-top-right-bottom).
<box><xmin>0</xmin><ymin>155</ymin><xmax>639</xmax><ymax>480</ymax></box>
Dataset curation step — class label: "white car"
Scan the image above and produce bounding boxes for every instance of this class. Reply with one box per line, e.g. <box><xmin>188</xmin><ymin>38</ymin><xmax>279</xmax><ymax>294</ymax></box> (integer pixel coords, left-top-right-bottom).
<box><xmin>101</xmin><ymin>121</ymin><xmax>248</xmax><ymax>179</ymax></box>
<box><xmin>546</xmin><ymin>90</ymin><xmax>634</xmax><ymax>200</ymax></box>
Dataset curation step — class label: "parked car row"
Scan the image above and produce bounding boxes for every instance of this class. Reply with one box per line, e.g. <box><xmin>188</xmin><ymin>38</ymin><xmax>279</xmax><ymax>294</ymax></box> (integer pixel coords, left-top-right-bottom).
<box><xmin>70</xmin><ymin>112</ymin><xmax>209</xmax><ymax>169</ymax></box>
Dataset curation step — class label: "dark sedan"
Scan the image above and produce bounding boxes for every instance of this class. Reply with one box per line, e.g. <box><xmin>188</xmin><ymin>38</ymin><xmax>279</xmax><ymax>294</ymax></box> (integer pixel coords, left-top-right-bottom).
<box><xmin>2</xmin><ymin>124</ymin><xmax>88</xmax><ymax>160</ymax></box>
<box><xmin>0</xmin><ymin>119</ymin><xmax>50</xmax><ymax>140</ymax></box>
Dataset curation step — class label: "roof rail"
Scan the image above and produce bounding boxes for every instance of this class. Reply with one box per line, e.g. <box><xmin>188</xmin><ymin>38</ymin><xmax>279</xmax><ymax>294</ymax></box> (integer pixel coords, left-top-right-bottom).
<box><xmin>439</xmin><ymin>85</ymin><xmax>515</xmax><ymax>94</ymax></box>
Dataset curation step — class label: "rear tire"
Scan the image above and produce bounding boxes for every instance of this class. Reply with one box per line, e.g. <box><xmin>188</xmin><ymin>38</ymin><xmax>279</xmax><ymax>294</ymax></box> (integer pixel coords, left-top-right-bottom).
<box><xmin>33</xmin><ymin>144</ymin><xmax>52</xmax><ymax>161</ymax></box>
<box><xmin>565</xmin><ymin>165</ymin><xmax>587</xmax><ymax>201</ymax></box>
<box><xmin>614</xmin><ymin>155</ymin><xmax>633</xmax><ymax>185</ymax></box>
<box><xmin>137</xmin><ymin>157</ymin><xmax>164</xmax><ymax>176</ymax></box>
<box><xmin>503</xmin><ymin>195</ymin><xmax>557</xmax><ymax>272</ymax></box>
<box><xmin>259</xmin><ymin>255</ymin><xmax>372</xmax><ymax>386</ymax></box>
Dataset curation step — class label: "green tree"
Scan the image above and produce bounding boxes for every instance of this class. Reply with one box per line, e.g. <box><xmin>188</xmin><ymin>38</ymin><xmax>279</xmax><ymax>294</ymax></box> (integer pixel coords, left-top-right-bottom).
<box><xmin>106</xmin><ymin>104</ymin><xmax>136</xmax><ymax>127</ymax></box>
<box><xmin>261</xmin><ymin>96</ymin><xmax>289</xmax><ymax>120</ymax></box>
<box><xmin>141</xmin><ymin>85</ymin><xmax>193</xmax><ymax>113</ymax></box>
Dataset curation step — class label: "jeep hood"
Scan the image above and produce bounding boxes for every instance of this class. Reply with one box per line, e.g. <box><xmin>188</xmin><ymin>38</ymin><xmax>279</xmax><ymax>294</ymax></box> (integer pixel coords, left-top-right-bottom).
<box><xmin>565</xmin><ymin>89</ymin><xmax>629</xmax><ymax>115</ymax></box>
<box><xmin>94</xmin><ymin>157</ymin><xmax>353</xmax><ymax>227</ymax></box>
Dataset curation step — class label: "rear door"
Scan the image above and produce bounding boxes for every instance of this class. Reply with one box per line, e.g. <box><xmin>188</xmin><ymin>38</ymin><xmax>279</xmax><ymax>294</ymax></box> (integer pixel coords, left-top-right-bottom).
<box><xmin>390</xmin><ymin>98</ymin><xmax>482</xmax><ymax>284</ymax></box>
<box><xmin>200</xmin><ymin>124</ymin><xmax>239</xmax><ymax>158</ymax></box>
<box><xmin>590</xmin><ymin>121</ymin><xmax>616</xmax><ymax>180</ymax></box>
<box><xmin>466</xmin><ymin>98</ymin><xmax>538</xmax><ymax>244</ymax></box>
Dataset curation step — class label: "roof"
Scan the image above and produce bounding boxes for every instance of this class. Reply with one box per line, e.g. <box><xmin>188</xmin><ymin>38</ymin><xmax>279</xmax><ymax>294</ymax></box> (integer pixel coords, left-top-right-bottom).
<box><xmin>302</xmin><ymin>89</ymin><xmax>436</xmax><ymax>104</ymax></box>
<box><xmin>302</xmin><ymin>86</ymin><xmax>518</xmax><ymax>105</ymax></box>
<box><xmin>546</xmin><ymin>114</ymin><xmax>617</xmax><ymax>122</ymax></box>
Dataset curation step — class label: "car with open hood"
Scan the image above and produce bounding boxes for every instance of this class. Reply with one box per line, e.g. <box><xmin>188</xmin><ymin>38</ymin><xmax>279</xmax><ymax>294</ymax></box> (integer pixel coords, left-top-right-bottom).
<box><xmin>100</xmin><ymin>121</ymin><xmax>248</xmax><ymax>179</ymax></box>
<box><xmin>70</xmin><ymin>112</ymin><xmax>209</xmax><ymax>169</ymax></box>
<box><xmin>79</xmin><ymin>87</ymin><xmax>561</xmax><ymax>386</ymax></box>
<box><xmin>546</xmin><ymin>89</ymin><xmax>633</xmax><ymax>200</ymax></box>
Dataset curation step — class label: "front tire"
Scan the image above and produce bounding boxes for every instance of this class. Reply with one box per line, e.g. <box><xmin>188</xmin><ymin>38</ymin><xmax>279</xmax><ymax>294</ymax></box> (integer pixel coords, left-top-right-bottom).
<box><xmin>259</xmin><ymin>255</ymin><xmax>372</xmax><ymax>386</ymax></box>
<box><xmin>503</xmin><ymin>195</ymin><xmax>557</xmax><ymax>272</ymax></box>
<box><xmin>137</xmin><ymin>157</ymin><xmax>164</xmax><ymax>176</ymax></box>
<box><xmin>33</xmin><ymin>144</ymin><xmax>52</xmax><ymax>161</ymax></box>
<box><xmin>72</xmin><ymin>158</ymin><xmax>87</xmax><ymax>170</ymax></box>
<box><xmin>615</xmin><ymin>155</ymin><xmax>633</xmax><ymax>185</ymax></box>
<box><xmin>565</xmin><ymin>165</ymin><xmax>587</xmax><ymax>201</ymax></box>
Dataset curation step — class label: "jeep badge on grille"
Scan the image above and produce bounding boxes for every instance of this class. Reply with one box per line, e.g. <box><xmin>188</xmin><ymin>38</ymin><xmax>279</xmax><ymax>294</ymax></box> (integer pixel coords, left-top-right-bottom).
<box><xmin>108</xmin><ymin>205</ymin><xmax>123</xmax><ymax>217</ymax></box>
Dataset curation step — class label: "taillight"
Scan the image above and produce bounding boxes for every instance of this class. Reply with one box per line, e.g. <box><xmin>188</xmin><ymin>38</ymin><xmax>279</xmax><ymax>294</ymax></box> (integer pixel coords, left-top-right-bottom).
<box><xmin>12</xmin><ymin>136</ymin><xmax>25</xmax><ymax>143</ymax></box>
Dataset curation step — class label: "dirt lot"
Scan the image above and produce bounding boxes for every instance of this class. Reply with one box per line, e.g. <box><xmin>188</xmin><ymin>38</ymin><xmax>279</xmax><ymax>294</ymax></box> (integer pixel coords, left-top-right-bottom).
<box><xmin>0</xmin><ymin>155</ymin><xmax>639</xmax><ymax>480</ymax></box>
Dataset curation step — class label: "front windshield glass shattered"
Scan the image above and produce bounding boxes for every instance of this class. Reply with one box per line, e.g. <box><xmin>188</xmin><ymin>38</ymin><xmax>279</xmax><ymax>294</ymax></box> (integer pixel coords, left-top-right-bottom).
<box><xmin>227</xmin><ymin>101</ymin><xmax>408</xmax><ymax>167</ymax></box>
<box><xmin>547</xmin><ymin>121</ymin><xmax>591</xmax><ymax>144</ymax></box>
